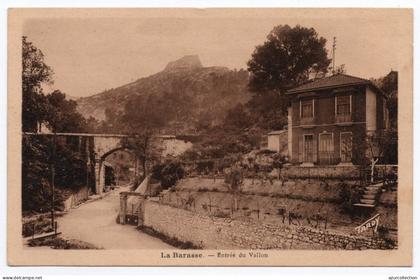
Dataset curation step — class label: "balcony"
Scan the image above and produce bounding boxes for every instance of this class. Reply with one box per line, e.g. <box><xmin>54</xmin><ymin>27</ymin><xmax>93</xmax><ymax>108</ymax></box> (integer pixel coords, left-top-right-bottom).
<box><xmin>335</xmin><ymin>113</ymin><xmax>352</xmax><ymax>125</ymax></box>
<box><xmin>300</xmin><ymin>117</ymin><xmax>315</xmax><ymax>127</ymax></box>
<box><xmin>318</xmin><ymin>152</ymin><xmax>340</xmax><ymax>165</ymax></box>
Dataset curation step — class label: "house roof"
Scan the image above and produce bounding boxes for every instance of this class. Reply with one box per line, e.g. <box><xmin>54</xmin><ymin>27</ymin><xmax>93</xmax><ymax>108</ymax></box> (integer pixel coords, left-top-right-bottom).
<box><xmin>286</xmin><ymin>73</ymin><xmax>383</xmax><ymax>95</ymax></box>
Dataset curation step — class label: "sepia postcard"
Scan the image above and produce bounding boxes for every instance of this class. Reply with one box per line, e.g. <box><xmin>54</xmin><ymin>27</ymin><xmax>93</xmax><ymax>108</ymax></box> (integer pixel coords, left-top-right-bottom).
<box><xmin>7</xmin><ymin>8</ymin><xmax>413</xmax><ymax>266</ymax></box>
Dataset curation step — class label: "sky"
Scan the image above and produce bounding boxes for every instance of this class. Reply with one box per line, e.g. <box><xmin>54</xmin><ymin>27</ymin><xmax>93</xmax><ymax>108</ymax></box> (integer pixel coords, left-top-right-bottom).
<box><xmin>23</xmin><ymin>9</ymin><xmax>409</xmax><ymax>98</ymax></box>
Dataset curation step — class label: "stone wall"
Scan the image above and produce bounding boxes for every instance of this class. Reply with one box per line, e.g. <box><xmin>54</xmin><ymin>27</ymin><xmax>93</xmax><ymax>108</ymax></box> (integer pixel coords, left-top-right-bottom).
<box><xmin>175</xmin><ymin>177</ymin><xmax>358</xmax><ymax>194</ymax></box>
<box><xmin>281</xmin><ymin>164</ymin><xmax>397</xmax><ymax>180</ymax></box>
<box><xmin>63</xmin><ymin>186</ymin><xmax>89</xmax><ymax>211</ymax></box>
<box><xmin>142</xmin><ymin>200</ymin><xmax>395</xmax><ymax>250</ymax></box>
<box><xmin>281</xmin><ymin>165</ymin><xmax>361</xmax><ymax>179</ymax></box>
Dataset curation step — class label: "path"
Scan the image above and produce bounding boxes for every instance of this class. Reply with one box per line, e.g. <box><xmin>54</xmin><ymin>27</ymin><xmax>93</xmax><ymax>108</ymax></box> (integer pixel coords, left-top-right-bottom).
<box><xmin>57</xmin><ymin>186</ymin><xmax>174</xmax><ymax>249</ymax></box>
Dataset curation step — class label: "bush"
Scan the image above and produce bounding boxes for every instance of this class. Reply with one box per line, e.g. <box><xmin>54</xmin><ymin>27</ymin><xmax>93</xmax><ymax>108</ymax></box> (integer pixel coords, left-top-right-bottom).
<box><xmin>212</xmin><ymin>209</ymin><xmax>231</xmax><ymax>218</ymax></box>
<box><xmin>138</xmin><ymin>226</ymin><xmax>202</xmax><ymax>249</ymax></box>
<box><xmin>196</xmin><ymin>160</ymin><xmax>214</xmax><ymax>174</ymax></box>
<box><xmin>272</xmin><ymin>153</ymin><xmax>286</xmax><ymax>169</ymax></box>
<box><xmin>181</xmin><ymin>127</ymin><xmax>260</xmax><ymax>161</ymax></box>
<box><xmin>28</xmin><ymin>236</ymin><xmax>100</xmax><ymax>249</ymax></box>
<box><xmin>22</xmin><ymin>135</ymin><xmax>89</xmax><ymax>213</ymax></box>
<box><xmin>22</xmin><ymin>216</ymin><xmax>53</xmax><ymax>237</ymax></box>
<box><xmin>152</xmin><ymin>160</ymin><xmax>185</xmax><ymax>189</ymax></box>
<box><xmin>338</xmin><ymin>182</ymin><xmax>364</xmax><ymax>215</ymax></box>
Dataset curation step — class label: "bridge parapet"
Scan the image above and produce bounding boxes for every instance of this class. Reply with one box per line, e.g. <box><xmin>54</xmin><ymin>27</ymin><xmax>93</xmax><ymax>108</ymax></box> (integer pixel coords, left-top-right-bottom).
<box><xmin>22</xmin><ymin>132</ymin><xmax>191</xmax><ymax>196</ymax></box>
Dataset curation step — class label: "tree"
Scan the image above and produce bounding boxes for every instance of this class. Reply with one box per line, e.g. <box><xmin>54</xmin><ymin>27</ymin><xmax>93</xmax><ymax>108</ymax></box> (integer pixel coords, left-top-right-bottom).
<box><xmin>45</xmin><ymin>90</ymin><xmax>87</xmax><ymax>132</ymax></box>
<box><xmin>334</xmin><ymin>64</ymin><xmax>347</xmax><ymax>75</ymax></box>
<box><xmin>85</xmin><ymin>116</ymin><xmax>101</xmax><ymax>133</ymax></box>
<box><xmin>247</xmin><ymin>25</ymin><xmax>331</xmax><ymax>94</ymax></box>
<box><xmin>245</xmin><ymin>92</ymin><xmax>288</xmax><ymax>130</ymax></box>
<box><xmin>22</xmin><ymin>134</ymin><xmax>89</xmax><ymax>213</ymax></box>
<box><xmin>22</xmin><ymin>135</ymin><xmax>51</xmax><ymax>212</ymax></box>
<box><xmin>119</xmin><ymin>94</ymin><xmax>167</xmax><ymax>178</ymax></box>
<box><xmin>369</xmin><ymin>71</ymin><xmax>398</xmax><ymax>163</ymax></box>
<box><xmin>151</xmin><ymin>160</ymin><xmax>185</xmax><ymax>189</ymax></box>
<box><xmin>22</xmin><ymin>36</ymin><xmax>54</xmax><ymax>132</ymax></box>
<box><xmin>21</xmin><ymin>38</ymin><xmax>97</xmax><ymax>213</ymax></box>
<box><xmin>223</xmin><ymin>104</ymin><xmax>251</xmax><ymax>129</ymax></box>
<box><xmin>224</xmin><ymin>163</ymin><xmax>244</xmax><ymax>214</ymax></box>
<box><xmin>371</xmin><ymin>71</ymin><xmax>398</xmax><ymax>130</ymax></box>
<box><xmin>196</xmin><ymin>111</ymin><xmax>213</xmax><ymax>131</ymax></box>
<box><xmin>245</xmin><ymin>25</ymin><xmax>330</xmax><ymax>130</ymax></box>
<box><xmin>352</xmin><ymin>130</ymin><xmax>398</xmax><ymax>185</ymax></box>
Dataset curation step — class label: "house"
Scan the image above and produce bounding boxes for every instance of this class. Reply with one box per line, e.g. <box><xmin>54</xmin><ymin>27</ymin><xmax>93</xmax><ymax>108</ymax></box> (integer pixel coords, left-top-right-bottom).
<box><xmin>286</xmin><ymin>73</ymin><xmax>389</xmax><ymax>166</ymax></box>
<box><xmin>267</xmin><ymin>130</ymin><xmax>288</xmax><ymax>156</ymax></box>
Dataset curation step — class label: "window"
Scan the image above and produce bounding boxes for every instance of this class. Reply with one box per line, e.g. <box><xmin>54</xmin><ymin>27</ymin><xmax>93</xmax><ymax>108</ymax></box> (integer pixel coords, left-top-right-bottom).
<box><xmin>335</xmin><ymin>95</ymin><xmax>352</xmax><ymax>124</ymax></box>
<box><xmin>318</xmin><ymin>133</ymin><xmax>334</xmax><ymax>165</ymax></box>
<box><xmin>300</xmin><ymin>99</ymin><xmax>314</xmax><ymax>118</ymax></box>
<box><xmin>335</xmin><ymin>95</ymin><xmax>351</xmax><ymax>115</ymax></box>
<box><xmin>319</xmin><ymin>133</ymin><xmax>334</xmax><ymax>153</ymax></box>
<box><xmin>340</xmin><ymin>132</ymin><xmax>352</xmax><ymax>163</ymax></box>
<box><xmin>303</xmin><ymin>134</ymin><xmax>315</xmax><ymax>163</ymax></box>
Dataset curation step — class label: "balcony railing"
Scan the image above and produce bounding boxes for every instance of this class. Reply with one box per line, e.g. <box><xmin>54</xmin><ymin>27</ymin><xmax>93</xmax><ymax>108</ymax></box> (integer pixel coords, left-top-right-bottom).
<box><xmin>303</xmin><ymin>151</ymin><xmax>315</xmax><ymax>163</ymax></box>
<box><xmin>318</xmin><ymin>152</ymin><xmax>340</xmax><ymax>165</ymax></box>
<box><xmin>300</xmin><ymin>117</ymin><xmax>315</xmax><ymax>126</ymax></box>
<box><xmin>335</xmin><ymin>113</ymin><xmax>352</xmax><ymax>124</ymax></box>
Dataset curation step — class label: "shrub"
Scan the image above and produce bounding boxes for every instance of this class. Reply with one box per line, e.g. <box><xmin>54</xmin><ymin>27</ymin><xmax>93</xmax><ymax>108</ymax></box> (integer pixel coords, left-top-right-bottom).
<box><xmin>338</xmin><ymin>182</ymin><xmax>364</xmax><ymax>215</ymax></box>
<box><xmin>377</xmin><ymin>225</ymin><xmax>389</xmax><ymax>239</ymax></box>
<box><xmin>138</xmin><ymin>226</ymin><xmax>202</xmax><ymax>249</ymax></box>
<box><xmin>28</xmin><ymin>236</ymin><xmax>100</xmax><ymax>249</ymax></box>
<box><xmin>196</xmin><ymin>160</ymin><xmax>214</xmax><ymax>174</ymax></box>
<box><xmin>152</xmin><ymin>160</ymin><xmax>185</xmax><ymax>189</ymax></box>
<box><xmin>22</xmin><ymin>218</ymin><xmax>53</xmax><ymax>237</ymax></box>
<box><xmin>22</xmin><ymin>135</ymin><xmax>89</xmax><ymax>213</ymax></box>
<box><xmin>212</xmin><ymin>209</ymin><xmax>231</xmax><ymax>218</ymax></box>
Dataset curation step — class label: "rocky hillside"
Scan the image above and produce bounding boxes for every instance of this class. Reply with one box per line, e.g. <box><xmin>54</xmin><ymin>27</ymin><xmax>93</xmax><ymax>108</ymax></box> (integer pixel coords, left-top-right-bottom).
<box><xmin>76</xmin><ymin>55</ymin><xmax>251</xmax><ymax>133</ymax></box>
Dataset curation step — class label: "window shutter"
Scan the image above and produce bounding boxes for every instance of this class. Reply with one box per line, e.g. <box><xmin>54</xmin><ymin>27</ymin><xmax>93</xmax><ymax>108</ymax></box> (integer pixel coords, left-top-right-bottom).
<box><xmin>298</xmin><ymin>137</ymin><xmax>303</xmax><ymax>163</ymax></box>
<box><xmin>313</xmin><ymin>137</ymin><xmax>318</xmax><ymax>163</ymax></box>
<box><xmin>312</xmin><ymin>99</ymin><xmax>315</xmax><ymax>118</ymax></box>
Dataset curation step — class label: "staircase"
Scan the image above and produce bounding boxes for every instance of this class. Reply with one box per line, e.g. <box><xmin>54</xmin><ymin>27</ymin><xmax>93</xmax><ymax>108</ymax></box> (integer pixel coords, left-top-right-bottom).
<box><xmin>353</xmin><ymin>182</ymin><xmax>383</xmax><ymax>208</ymax></box>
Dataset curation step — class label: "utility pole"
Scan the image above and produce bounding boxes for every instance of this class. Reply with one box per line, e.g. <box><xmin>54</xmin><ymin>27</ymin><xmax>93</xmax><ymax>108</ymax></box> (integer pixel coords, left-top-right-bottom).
<box><xmin>332</xmin><ymin>36</ymin><xmax>337</xmax><ymax>74</ymax></box>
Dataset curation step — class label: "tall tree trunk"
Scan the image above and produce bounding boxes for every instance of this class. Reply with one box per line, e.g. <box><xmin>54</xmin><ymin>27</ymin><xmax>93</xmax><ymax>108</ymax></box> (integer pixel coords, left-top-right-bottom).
<box><xmin>370</xmin><ymin>158</ymin><xmax>379</xmax><ymax>183</ymax></box>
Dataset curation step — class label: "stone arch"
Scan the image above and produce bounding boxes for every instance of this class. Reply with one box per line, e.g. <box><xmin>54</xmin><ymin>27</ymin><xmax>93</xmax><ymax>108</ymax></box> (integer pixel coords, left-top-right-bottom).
<box><xmin>95</xmin><ymin>145</ymin><xmax>140</xmax><ymax>194</ymax></box>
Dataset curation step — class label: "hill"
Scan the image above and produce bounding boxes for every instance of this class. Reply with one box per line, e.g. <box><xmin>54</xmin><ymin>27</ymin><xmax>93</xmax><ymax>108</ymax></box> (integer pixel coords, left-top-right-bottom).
<box><xmin>76</xmin><ymin>55</ymin><xmax>251</xmax><ymax>134</ymax></box>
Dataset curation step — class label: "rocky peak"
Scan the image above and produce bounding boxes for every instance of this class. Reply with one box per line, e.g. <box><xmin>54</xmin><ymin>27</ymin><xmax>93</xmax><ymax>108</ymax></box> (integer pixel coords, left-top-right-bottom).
<box><xmin>164</xmin><ymin>55</ymin><xmax>203</xmax><ymax>71</ymax></box>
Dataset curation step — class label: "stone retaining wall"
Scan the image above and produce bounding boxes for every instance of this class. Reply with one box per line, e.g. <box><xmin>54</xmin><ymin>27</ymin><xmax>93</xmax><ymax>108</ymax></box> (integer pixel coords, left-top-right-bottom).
<box><xmin>185</xmin><ymin>165</ymin><xmax>397</xmax><ymax>180</ymax></box>
<box><xmin>281</xmin><ymin>164</ymin><xmax>397</xmax><ymax>179</ymax></box>
<box><xmin>142</xmin><ymin>201</ymin><xmax>395</xmax><ymax>250</ymax></box>
<box><xmin>281</xmin><ymin>165</ymin><xmax>360</xmax><ymax>179</ymax></box>
<box><xmin>63</xmin><ymin>186</ymin><xmax>89</xmax><ymax>211</ymax></box>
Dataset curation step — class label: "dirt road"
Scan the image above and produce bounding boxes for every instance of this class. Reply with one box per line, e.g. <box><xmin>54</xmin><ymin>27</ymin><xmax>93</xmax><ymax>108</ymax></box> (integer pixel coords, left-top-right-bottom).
<box><xmin>57</xmin><ymin>187</ymin><xmax>174</xmax><ymax>249</ymax></box>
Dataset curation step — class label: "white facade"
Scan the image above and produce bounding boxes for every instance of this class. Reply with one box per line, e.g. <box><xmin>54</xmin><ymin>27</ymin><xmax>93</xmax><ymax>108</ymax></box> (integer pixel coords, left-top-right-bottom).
<box><xmin>287</xmin><ymin>107</ymin><xmax>292</xmax><ymax>158</ymax></box>
<box><xmin>267</xmin><ymin>130</ymin><xmax>288</xmax><ymax>155</ymax></box>
<box><xmin>366</xmin><ymin>87</ymin><xmax>377</xmax><ymax>132</ymax></box>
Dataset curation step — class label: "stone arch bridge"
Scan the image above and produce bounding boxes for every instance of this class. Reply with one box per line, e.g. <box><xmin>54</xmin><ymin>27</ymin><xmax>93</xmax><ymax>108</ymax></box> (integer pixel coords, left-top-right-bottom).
<box><xmin>23</xmin><ymin>132</ymin><xmax>192</xmax><ymax>195</ymax></box>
